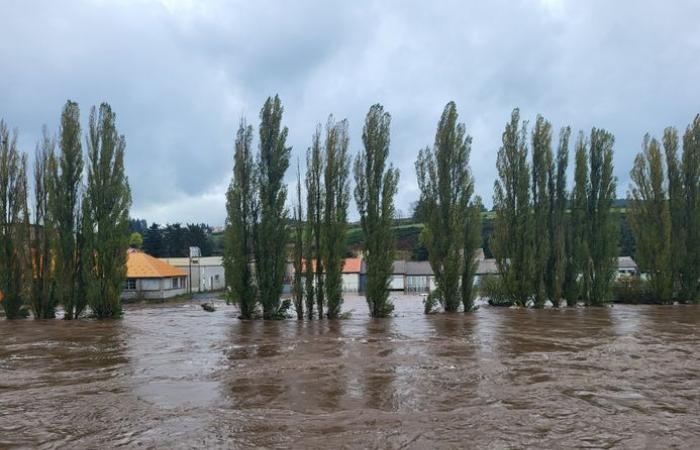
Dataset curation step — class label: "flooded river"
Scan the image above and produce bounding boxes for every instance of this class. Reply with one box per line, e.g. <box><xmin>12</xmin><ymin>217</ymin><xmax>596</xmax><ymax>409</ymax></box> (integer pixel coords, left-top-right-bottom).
<box><xmin>1</xmin><ymin>295</ymin><xmax>698</xmax><ymax>449</ymax></box>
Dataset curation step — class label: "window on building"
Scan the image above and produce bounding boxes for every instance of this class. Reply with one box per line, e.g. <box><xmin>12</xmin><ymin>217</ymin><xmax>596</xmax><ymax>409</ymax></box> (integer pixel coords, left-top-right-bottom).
<box><xmin>125</xmin><ymin>279</ymin><xmax>136</xmax><ymax>290</ymax></box>
<box><xmin>172</xmin><ymin>277</ymin><xmax>180</xmax><ymax>289</ymax></box>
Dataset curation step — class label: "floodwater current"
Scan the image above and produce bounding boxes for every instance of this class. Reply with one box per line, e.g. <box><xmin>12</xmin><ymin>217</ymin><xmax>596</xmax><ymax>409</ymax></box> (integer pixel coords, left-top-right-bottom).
<box><xmin>1</xmin><ymin>295</ymin><xmax>698</xmax><ymax>449</ymax></box>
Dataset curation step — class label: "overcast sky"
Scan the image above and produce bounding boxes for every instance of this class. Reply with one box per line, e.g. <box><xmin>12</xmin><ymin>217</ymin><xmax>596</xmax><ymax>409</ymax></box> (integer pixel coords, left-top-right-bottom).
<box><xmin>2</xmin><ymin>0</ymin><xmax>699</xmax><ymax>225</ymax></box>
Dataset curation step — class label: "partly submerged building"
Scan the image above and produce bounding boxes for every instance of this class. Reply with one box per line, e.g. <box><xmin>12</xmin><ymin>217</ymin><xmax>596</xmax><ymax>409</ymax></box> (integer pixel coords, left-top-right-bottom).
<box><xmin>122</xmin><ymin>249</ymin><xmax>188</xmax><ymax>300</ymax></box>
<box><xmin>160</xmin><ymin>256</ymin><xmax>226</xmax><ymax>292</ymax></box>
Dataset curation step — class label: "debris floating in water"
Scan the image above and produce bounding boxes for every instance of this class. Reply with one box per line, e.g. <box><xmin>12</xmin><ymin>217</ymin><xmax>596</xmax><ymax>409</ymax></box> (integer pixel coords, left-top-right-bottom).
<box><xmin>201</xmin><ymin>302</ymin><xmax>216</xmax><ymax>312</ymax></box>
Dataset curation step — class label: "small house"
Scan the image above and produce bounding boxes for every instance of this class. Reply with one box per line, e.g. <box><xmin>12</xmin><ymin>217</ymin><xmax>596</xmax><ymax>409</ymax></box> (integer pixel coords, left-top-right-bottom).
<box><xmin>123</xmin><ymin>250</ymin><xmax>188</xmax><ymax>300</ymax></box>
<box><xmin>342</xmin><ymin>257</ymin><xmax>362</xmax><ymax>292</ymax></box>
<box><xmin>160</xmin><ymin>256</ymin><xmax>226</xmax><ymax>292</ymax></box>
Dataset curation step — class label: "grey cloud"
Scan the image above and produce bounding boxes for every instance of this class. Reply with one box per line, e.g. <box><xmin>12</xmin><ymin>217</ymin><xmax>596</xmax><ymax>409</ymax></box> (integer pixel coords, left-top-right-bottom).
<box><xmin>1</xmin><ymin>0</ymin><xmax>699</xmax><ymax>225</ymax></box>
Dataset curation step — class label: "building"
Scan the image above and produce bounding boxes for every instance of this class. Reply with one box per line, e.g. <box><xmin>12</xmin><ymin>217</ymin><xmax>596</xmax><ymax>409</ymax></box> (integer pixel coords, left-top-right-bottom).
<box><xmin>404</xmin><ymin>261</ymin><xmax>436</xmax><ymax>293</ymax></box>
<box><xmin>342</xmin><ymin>257</ymin><xmax>362</xmax><ymax>292</ymax></box>
<box><xmin>160</xmin><ymin>256</ymin><xmax>226</xmax><ymax>292</ymax></box>
<box><xmin>359</xmin><ymin>259</ymin><xmax>407</xmax><ymax>292</ymax></box>
<box><xmin>616</xmin><ymin>256</ymin><xmax>639</xmax><ymax>279</ymax></box>
<box><xmin>123</xmin><ymin>250</ymin><xmax>188</xmax><ymax>300</ymax></box>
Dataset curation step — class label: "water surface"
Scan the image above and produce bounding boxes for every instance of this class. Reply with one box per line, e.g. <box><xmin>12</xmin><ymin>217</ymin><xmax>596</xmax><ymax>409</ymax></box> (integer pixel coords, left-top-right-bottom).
<box><xmin>1</xmin><ymin>295</ymin><xmax>698</xmax><ymax>448</ymax></box>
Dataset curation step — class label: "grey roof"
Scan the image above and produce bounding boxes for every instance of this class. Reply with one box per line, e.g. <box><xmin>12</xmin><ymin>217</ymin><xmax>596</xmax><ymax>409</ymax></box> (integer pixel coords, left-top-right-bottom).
<box><xmin>392</xmin><ymin>260</ymin><xmax>406</xmax><ymax>274</ymax></box>
<box><xmin>617</xmin><ymin>256</ymin><xmax>638</xmax><ymax>270</ymax></box>
<box><xmin>405</xmin><ymin>261</ymin><xmax>434</xmax><ymax>276</ymax></box>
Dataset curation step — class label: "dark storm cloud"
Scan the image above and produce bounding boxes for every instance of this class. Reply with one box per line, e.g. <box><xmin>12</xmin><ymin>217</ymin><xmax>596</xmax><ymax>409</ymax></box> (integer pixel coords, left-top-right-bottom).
<box><xmin>1</xmin><ymin>0</ymin><xmax>699</xmax><ymax>225</ymax></box>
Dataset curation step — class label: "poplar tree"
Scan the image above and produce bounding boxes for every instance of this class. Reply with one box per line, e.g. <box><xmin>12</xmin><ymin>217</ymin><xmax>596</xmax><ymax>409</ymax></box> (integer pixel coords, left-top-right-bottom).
<box><xmin>531</xmin><ymin>116</ymin><xmax>552</xmax><ymax>308</ymax></box>
<box><xmin>81</xmin><ymin>103</ymin><xmax>131</xmax><ymax>318</ymax></box>
<box><xmin>305</xmin><ymin>127</ymin><xmax>323</xmax><ymax>318</ymax></box>
<box><xmin>584</xmin><ymin>128</ymin><xmax>617</xmax><ymax>306</ymax></box>
<box><xmin>492</xmin><ymin>108</ymin><xmax>532</xmax><ymax>307</ymax></box>
<box><xmin>354</xmin><ymin>104</ymin><xmax>399</xmax><ymax>318</ymax></box>
<box><xmin>292</xmin><ymin>160</ymin><xmax>304</xmax><ymax>320</ymax></box>
<box><xmin>52</xmin><ymin>100</ymin><xmax>85</xmax><ymax>319</ymax></box>
<box><xmin>30</xmin><ymin>128</ymin><xmax>58</xmax><ymax>318</ymax></box>
<box><xmin>567</xmin><ymin>133</ymin><xmax>590</xmax><ymax>306</ymax></box>
<box><xmin>322</xmin><ymin>117</ymin><xmax>350</xmax><ymax>319</ymax></box>
<box><xmin>415</xmin><ymin>102</ymin><xmax>476</xmax><ymax>312</ymax></box>
<box><xmin>628</xmin><ymin>135</ymin><xmax>672</xmax><ymax>303</ymax></box>
<box><xmin>224</xmin><ymin>120</ymin><xmax>257</xmax><ymax>319</ymax></box>
<box><xmin>679</xmin><ymin>116</ymin><xmax>700</xmax><ymax>303</ymax></box>
<box><xmin>254</xmin><ymin>95</ymin><xmax>291</xmax><ymax>319</ymax></box>
<box><xmin>462</xmin><ymin>197</ymin><xmax>482</xmax><ymax>312</ymax></box>
<box><xmin>663</xmin><ymin>127</ymin><xmax>683</xmax><ymax>300</ymax></box>
<box><xmin>547</xmin><ymin>127</ymin><xmax>570</xmax><ymax>307</ymax></box>
<box><xmin>0</xmin><ymin>121</ymin><xmax>30</xmax><ymax>319</ymax></box>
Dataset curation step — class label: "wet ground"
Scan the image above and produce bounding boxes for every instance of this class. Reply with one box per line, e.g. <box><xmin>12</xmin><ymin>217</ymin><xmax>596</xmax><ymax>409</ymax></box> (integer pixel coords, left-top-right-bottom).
<box><xmin>1</xmin><ymin>294</ymin><xmax>699</xmax><ymax>449</ymax></box>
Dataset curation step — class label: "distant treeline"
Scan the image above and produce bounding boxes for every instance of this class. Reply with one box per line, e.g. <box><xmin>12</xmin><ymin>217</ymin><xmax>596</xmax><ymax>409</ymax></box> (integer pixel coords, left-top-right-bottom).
<box><xmin>128</xmin><ymin>220</ymin><xmax>213</xmax><ymax>258</ymax></box>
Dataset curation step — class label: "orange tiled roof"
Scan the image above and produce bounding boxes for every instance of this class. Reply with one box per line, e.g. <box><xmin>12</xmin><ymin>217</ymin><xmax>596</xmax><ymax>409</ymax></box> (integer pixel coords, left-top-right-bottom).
<box><xmin>342</xmin><ymin>257</ymin><xmax>362</xmax><ymax>274</ymax></box>
<box><xmin>127</xmin><ymin>249</ymin><xmax>187</xmax><ymax>278</ymax></box>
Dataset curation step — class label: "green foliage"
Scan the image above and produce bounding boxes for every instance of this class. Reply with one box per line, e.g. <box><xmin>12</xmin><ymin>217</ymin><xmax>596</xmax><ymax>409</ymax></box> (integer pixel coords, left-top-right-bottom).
<box><xmin>254</xmin><ymin>95</ymin><xmax>291</xmax><ymax>319</ymax></box>
<box><xmin>143</xmin><ymin>223</ymin><xmax>163</xmax><ymax>256</ymax></box>
<box><xmin>415</xmin><ymin>102</ymin><xmax>476</xmax><ymax>312</ymax></box>
<box><xmin>462</xmin><ymin>198</ymin><xmax>482</xmax><ymax>312</ymax></box>
<box><xmin>678</xmin><ymin>116</ymin><xmax>700</xmax><ymax>303</ymax></box>
<box><xmin>546</xmin><ymin>127</ymin><xmax>570</xmax><ymax>307</ymax></box>
<box><xmin>322</xmin><ymin>117</ymin><xmax>350</xmax><ymax>319</ymax></box>
<box><xmin>479</xmin><ymin>275</ymin><xmax>513</xmax><ymax>307</ymax></box>
<box><xmin>579</xmin><ymin>129</ymin><xmax>618</xmax><ymax>306</ymax></box>
<box><xmin>292</xmin><ymin>160</ymin><xmax>304</xmax><ymax>320</ymax></box>
<box><xmin>531</xmin><ymin>116</ymin><xmax>552</xmax><ymax>308</ymax></box>
<box><xmin>129</xmin><ymin>232</ymin><xmax>143</xmax><ymax>249</ymax></box>
<box><xmin>492</xmin><ymin>108</ymin><xmax>533</xmax><ymax>307</ymax></box>
<box><xmin>30</xmin><ymin>129</ymin><xmax>58</xmax><ymax>319</ymax></box>
<box><xmin>81</xmin><ymin>103</ymin><xmax>132</xmax><ymax>319</ymax></box>
<box><xmin>0</xmin><ymin>120</ymin><xmax>30</xmax><ymax>319</ymax></box>
<box><xmin>611</xmin><ymin>277</ymin><xmax>656</xmax><ymax>304</ymax></box>
<box><xmin>354</xmin><ymin>104</ymin><xmax>399</xmax><ymax>318</ymax></box>
<box><xmin>306</xmin><ymin>126</ymin><xmax>324</xmax><ymax>318</ymax></box>
<box><xmin>52</xmin><ymin>100</ymin><xmax>85</xmax><ymax>319</ymax></box>
<box><xmin>224</xmin><ymin>120</ymin><xmax>258</xmax><ymax>319</ymax></box>
<box><xmin>628</xmin><ymin>135</ymin><xmax>672</xmax><ymax>303</ymax></box>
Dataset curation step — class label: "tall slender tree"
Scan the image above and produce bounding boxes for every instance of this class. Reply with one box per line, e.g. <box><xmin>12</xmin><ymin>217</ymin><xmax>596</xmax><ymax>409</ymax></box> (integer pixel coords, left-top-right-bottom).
<box><xmin>567</xmin><ymin>133</ymin><xmax>590</xmax><ymax>306</ymax></box>
<box><xmin>254</xmin><ymin>95</ymin><xmax>291</xmax><ymax>319</ymax></box>
<box><xmin>0</xmin><ymin>121</ymin><xmax>30</xmax><ymax>319</ymax></box>
<box><xmin>52</xmin><ymin>100</ymin><xmax>85</xmax><ymax>319</ymax></box>
<box><xmin>415</xmin><ymin>102</ymin><xmax>476</xmax><ymax>312</ymax></box>
<box><xmin>322</xmin><ymin>117</ymin><xmax>350</xmax><ymax>319</ymax></box>
<box><xmin>628</xmin><ymin>135</ymin><xmax>672</xmax><ymax>303</ymax></box>
<box><xmin>30</xmin><ymin>128</ymin><xmax>58</xmax><ymax>318</ymax></box>
<box><xmin>305</xmin><ymin>126</ymin><xmax>323</xmax><ymax>318</ymax></box>
<box><xmin>663</xmin><ymin>127</ymin><xmax>683</xmax><ymax>301</ymax></box>
<box><xmin>584</xmin><ymin>128</ymin><xmax>617</xmax><ymax>306</ymax></box>
<box><xmin>292</xmin><ymin>159</ymin><xmax>304</xmax><ymax>320</ymax></box>
<box><xmin>81</xmin><ymin>103</ymin><xmax>131</xmax><ymax>318</ymax></box>
<box><xmin>224</xmin><ymin>120</ymin><xmax>257</xmax><ymax>319</ymax></box>
<box><xmin>547</xmin><ymin>127</ymin><xmax>571</xmax><ymax>307</ymax></box>
<box><xmin>461</xmin><ymin>197</ymin><xmax>482</xmax><ymax>312</ymax></box>
<box><xmin>354</xmin><ymin>104</ymin><xmax>399</xmax><ymax>318</ymax></box>
<box><xmin>679</xmin><ymin>116</ymin><xmax>700</xmax><ymax>303</ymax></box>
<box><xmin>531</xmin><ymin>115</ymin><xmax>552</xmax><ymax>308</ymax></box>
<box><xmin>492</xmin><ymin>108</ymin><xmax>532</xmax><ymax>307</ymax></box>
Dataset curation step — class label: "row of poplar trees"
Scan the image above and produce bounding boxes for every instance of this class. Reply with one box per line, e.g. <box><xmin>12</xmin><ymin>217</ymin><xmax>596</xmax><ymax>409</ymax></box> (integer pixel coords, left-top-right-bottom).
<box><xmin>491</xmin><ymin>108</ymin><xmax>618</xmax><ymax>307</ymax></box>
<box><xmin>628</xmin><ymin>117</ymin><xmax>700</xmax><ymax>304</ymax></box>
<box><xmin>224</xmin><ymin>97</ymin><xmax>400</xmax><ymax>319</ymax></box>
<box><xmin>0</xmin><ymin>100</ymin><xmax>131</xmax><ymax>319</ymax></box>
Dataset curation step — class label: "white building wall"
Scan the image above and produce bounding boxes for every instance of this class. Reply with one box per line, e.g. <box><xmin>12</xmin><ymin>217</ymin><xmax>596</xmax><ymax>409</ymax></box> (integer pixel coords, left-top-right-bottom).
<box><xmin>389</xmin><ymin>274</ymin><xmax>404</xmax><ymax>290</ymax></box>
<box><xmin>342</xmin><ymin>273</ymin><xmax>359</xmax><ymax>292</ymax></box>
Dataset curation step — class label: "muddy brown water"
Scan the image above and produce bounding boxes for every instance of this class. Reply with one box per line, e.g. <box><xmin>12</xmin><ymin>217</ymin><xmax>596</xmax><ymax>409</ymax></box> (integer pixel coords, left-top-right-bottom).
<box><xmin>1</xmin><ymin>295</ymin><xmax>698</xmax><ymax>449</ymax></box>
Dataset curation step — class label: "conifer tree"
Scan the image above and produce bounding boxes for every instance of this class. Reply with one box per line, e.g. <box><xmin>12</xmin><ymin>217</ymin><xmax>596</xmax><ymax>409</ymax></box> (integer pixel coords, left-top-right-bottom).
<box><xmin>305</xmin><ymin>127</ymin><xmax>323</xmax><ymax>318</ymax></box>
<box><xmin>322</xmin><ymin>117</ymin><xmax>350</xmax><ymax>319</ymax></box>
<box><xmin>628</xmin><ymin>135</ymin><xmax>672</xmax><ymax>303</ymax></box>
<box><xmin>30</xmin><ymin>128</ymin><xmax>58</xmax><ymax>318</ymax></box>
<box><xmin>354</xmin><ymin>104</ymin><xmax>399</xmax><ymax>318</ymax></box>
<box><xmin>492</xmin><ymin>108</ymin><xmax>532</xmax><ymax>307</ymax></box>
<box><xmin>416</xmin><ymin>102</ymin><xmax>476</xmax><ymax>312</ymax></box>
<box><xmin>0</xmin><ymin>121</ymin><xmax>30</xmax><ymax>319</ymax></box>
<box><xmin>292</xmin><ymin>160</ymin><xmax>304</xmax><ymax>320</ymax></box>
<box><xmin>254</xmin><ymin>95</ymin><xmax>291</xmax><ymax>319</ymax></box>
<box><xmin>81</xmin><ymin>103</ymin><xmax>131</xmax><ymax>318</ymax></box>
<box><xmin>224</xmin><ymin>120</ymin><xmax>257</xmax><ymax>319</ymax></box>
<box><xmin>52</xmin><ymin>100</ymin><xmax>85</xmax><ymax>319</ymax></box>
<box><xmin>531</xmin><ymin>116</ymin><xmax>552</xmax><ymax>308</ymax></box>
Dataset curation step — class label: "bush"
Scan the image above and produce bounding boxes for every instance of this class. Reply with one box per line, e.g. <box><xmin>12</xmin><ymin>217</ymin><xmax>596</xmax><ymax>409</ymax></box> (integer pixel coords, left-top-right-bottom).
<box><xmin>611</xmin><ymin>276</ymin><xmax>658</xmax><ymax>304</ymax></box>
<box><xmin>479</xmin><ymin>275</ymin><xmax>514</xmax><ymax>307</ymax></box>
